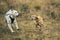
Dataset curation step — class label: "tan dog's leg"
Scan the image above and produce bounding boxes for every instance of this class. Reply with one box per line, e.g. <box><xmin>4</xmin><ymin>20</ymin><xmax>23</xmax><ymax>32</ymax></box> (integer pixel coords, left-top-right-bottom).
<box><xmin>8</xmin><ymin>23</ymin><xmax>14</xmax><ymax>32</ymax></box>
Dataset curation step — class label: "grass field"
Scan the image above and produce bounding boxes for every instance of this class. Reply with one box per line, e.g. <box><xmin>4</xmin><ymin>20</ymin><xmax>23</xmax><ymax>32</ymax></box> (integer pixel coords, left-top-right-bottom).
<box><xmin>0</xmin><ymin>0</ymin><xmax>60</xmax><ymax>40</ymax></box>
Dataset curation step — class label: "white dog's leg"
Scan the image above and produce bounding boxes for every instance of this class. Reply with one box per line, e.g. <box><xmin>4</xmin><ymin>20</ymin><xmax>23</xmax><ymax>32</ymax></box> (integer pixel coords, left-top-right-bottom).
<box><xmin>5</xmin><ymin>16</ymin><xmax>15</xmax><ymax>32</ymax></box>
<box><xmin>14</xmin><ymin>19</ymin><xmax>19</xmax><ymax>29</ymax></box>
<box><xmin>15</xmin><ymin>22</ymin><xmax>19</xmax><ymax>29</ymax></box>
<box><xmin>8</xmin><ymin>23</ymin><xmax>15</xmax><ymax>32</ymax></box>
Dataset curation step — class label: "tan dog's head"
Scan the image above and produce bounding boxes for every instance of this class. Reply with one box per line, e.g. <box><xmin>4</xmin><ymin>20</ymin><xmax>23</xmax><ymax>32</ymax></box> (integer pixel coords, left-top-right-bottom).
<box><xmin>30</xmin><ymin>15</ymin><xmax>38</xmax><ymax>20</ymax></box>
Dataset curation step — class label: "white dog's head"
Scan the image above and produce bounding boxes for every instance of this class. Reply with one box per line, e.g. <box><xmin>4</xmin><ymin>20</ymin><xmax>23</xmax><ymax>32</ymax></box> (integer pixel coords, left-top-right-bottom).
<box><xmin>9</xmin><ymin>6</ymin><xmax>19</xmax><ymax>17</ymax></box>
<box><xmin>12</xmin><ymin>10</ymin><xmax>19</xmax><ymax>17</ymax></box>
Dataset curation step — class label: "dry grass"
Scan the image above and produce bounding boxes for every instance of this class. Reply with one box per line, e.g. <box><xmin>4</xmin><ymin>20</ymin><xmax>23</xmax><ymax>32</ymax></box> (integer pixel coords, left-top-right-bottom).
<box><xmin>0</xmin><ymin>0</ymin><xmax>60</xmax><ymax>40</ymax></box>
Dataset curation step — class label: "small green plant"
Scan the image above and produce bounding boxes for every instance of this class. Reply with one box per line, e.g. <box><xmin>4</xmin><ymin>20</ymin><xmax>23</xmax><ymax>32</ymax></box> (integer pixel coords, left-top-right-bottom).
<box><xmin>46</xmin><ymin>10</ymin><xmax>51</xmax><ymax>17</ymax></box>
<box><xmin>20</xmin><ymin>4</ymin><xmax>29</xmax><ymax>13</ymax></box>
<box><xmin>0</xmin><ymin>9</ymin><xmax>5</xmax><ymax>14</ymax></box>
<box><xmin>56</xmin><ymin>3</ymin><xmax>60</xmax><ymax>7</ymax></box>
<box><xmin>46</xmin><ymin>10</ymin><xmax>56</xmax><ymax>19</ymax></box>
<box><xmin>34</xmin><ymin>6</ymin><xmax>41</xmax><ymax>11</ymax></box>
<box><xmin>50</xmin><ymin>2</ymin><xmax>56</xmax><ymax>5</ymax></box>
<box><xmin>0</xmin><ymin>6</ymin><xmax>7</xmax><ymax>14</ymax></box>
<box><xmin>50</xmin><ymin>12</ymin><xmax>56</xmax><ymax>19</ymax></box>
<box><xmin>15</xmin><ymin>38</ymin><xmax>21</xmax><ymax>40</ymax></box>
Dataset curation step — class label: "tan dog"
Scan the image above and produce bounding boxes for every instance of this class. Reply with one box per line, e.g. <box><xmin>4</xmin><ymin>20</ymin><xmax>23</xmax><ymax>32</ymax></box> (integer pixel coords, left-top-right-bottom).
<box><xmin>31</xmin><ymin>15</ymin><xmax>44</xmax><ymax>29</ymax></box>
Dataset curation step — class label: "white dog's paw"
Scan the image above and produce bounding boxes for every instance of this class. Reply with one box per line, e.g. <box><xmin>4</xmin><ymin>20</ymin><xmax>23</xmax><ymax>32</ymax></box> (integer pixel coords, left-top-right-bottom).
<box><xmin>11</xmin><ymin>31</ymin><xmax>15</xmax><ymax>33</ymax></box>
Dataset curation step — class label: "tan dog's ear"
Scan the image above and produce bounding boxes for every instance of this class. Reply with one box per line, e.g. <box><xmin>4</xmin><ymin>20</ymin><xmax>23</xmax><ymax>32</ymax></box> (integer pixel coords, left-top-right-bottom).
<box><xmin>31</xmin><ymin>15</ymin><xmax>36</xmax><ymax>20</ymax></box>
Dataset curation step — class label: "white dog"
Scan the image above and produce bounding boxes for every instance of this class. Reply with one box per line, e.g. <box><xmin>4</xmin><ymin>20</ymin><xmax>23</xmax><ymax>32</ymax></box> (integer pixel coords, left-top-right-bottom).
<box><xmin>5</xmin><ymin>9</ymin><xmax>19</xmax><ymax>33</ymax></box>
